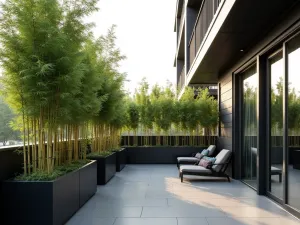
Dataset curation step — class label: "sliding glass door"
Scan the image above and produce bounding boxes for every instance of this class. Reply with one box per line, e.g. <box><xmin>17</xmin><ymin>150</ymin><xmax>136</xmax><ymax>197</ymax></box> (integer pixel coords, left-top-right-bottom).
<box><xmin>265</xmin><ymin>33</ymin><xmax>300</xmax><ymax>214</ymax></box>
<box><xmin>241</xmin><ymin>64</ymin><xmax>258</xmax><ymax>189</ymax></box>
<box><xmin>287</xmin><ymin>33</ymin><xmax>300</xmax><ymax>212</ymax></box>
<box><xmin>268</xmin><ymin>50</ymin><xmax>284</xmax><ymax>200</ymax></box>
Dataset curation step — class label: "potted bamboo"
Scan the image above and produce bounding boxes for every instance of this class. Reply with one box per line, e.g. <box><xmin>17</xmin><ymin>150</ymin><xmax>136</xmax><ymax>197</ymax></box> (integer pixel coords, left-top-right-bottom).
<box><xmin>0</xmin><ymin>1</ymin><xmax>112</xmax><ymax>224</ymax></box>
<box><xmin>109</xmin><ymin>103</ymin><xmax>127</xmax><ymax>172</ymax></box>
<box><xmin>123</xmin><ymin>81</ymin><xmax>219</xmax><ymax>164</ymax></box>
<box><xmin>87</xmin><ymin>26</ymin><xmax>126</xmax><ymax>184</ymax></box>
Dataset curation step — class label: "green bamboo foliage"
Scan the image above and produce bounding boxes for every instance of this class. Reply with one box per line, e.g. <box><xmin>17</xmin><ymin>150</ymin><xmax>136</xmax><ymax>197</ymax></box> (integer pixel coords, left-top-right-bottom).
<box><xmin>90</xmin><ymin>26</ymin><xmax>127</xmax><ymax>155</ymax></box>
<box><xmin>123</xmin><ymin>79</ymin><xmax>219</xmax><ymax>147</ymax></box>
<box><xmin>0</xmin><ymin>0</ymin><xmax>126</xmax><ymax>176</ymax></box>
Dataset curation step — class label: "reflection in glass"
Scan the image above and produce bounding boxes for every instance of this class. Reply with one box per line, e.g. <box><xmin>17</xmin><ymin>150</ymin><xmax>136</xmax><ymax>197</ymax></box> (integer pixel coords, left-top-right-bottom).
<box><xmin>287</xmin><ymin>34</ymin><xmax>300</xmax><ymax>212</ymax></box>
<box><xmin>269</xmin><ymin>51</ymin><xmax>283</xmax><ymax>199</ymax></box>
<box><xmin>241</xmin><ymin>65</ymin><xmax>258</xmax><ymax>189</ymax></box>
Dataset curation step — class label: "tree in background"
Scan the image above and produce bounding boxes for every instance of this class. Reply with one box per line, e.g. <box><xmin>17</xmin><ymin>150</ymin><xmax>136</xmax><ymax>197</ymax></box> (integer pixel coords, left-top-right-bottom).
<box><xmin>123</xmin><ymin>78</ymin><xmax>219</xmax><ymax>146</ymax></box>
<box><xmin>151</xmin><ymin>82</ymin><xmax>175</xmax><ymax>145</ymax></box>
<box><xmin>135</xmin><ymin>78</ymin><xmax>152</xmax><ymax>145</ymax></box>
<box><xmin>0</xmin><ymin>98</ymin><xmax>20</xmax><ymax>145</ymax></box>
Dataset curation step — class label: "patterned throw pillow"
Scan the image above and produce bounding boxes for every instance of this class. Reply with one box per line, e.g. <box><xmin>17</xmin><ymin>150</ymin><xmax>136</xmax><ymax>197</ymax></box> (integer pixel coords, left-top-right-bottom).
<box><xmin>195</xmin><ymin>153</ymin><xmax>203</xmax><ymax>159</ymax></box>
<box><xmin>203</xmin><ymin>156</ymin><xmax>216</xmax><ymax>164</ymax></box>
<box><xmin>198</xmin><ymin>158</ymin><xmax>213</xmax><ymax>168</ymax></box>
<box><xmin>201</xmin><ymin>149</ymin><xmax>209</xmax><ymax>156</ymax></box>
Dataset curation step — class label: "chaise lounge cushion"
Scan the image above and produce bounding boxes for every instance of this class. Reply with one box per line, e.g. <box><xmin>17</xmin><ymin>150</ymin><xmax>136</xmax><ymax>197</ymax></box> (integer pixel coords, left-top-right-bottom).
<box><xmin>180</xmin><ymin>165</ymin><xmax>213</xmax><ymax>174</ymax></box>
<box><xmin>212</xmin><ymin>149</ymin><xmax>231</xmax><ymax>172</ymax></box>
<box><xmin>177</xmin><ymin>157</ymin><xmax>199</xmax><ymax>163</ymax></box>
<box><xmin>251</xmin><ymin>148</ymin><xmax>282</xmax><ymax>174</ymax></box>
<box><xmin>271</xmin><ymin>166</ymin><xmax>282</xmax><ymax>173</ymax></box>
<box><xmin>177</xmin><ymin>145</ymin><xmax>216</xmax><ymax>164</ymax></box>
<box><xmin>207</xmin><ymin>145</ymin><xmax>216</xmax><ymax>156</ymax></box>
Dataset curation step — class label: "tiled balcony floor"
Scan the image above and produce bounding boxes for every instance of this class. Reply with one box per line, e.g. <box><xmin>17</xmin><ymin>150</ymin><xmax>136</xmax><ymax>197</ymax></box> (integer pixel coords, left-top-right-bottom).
<box><xmin>66</xmin><ymin>165</ymin><xmax>300</xmax><ymax>225</ymax></box>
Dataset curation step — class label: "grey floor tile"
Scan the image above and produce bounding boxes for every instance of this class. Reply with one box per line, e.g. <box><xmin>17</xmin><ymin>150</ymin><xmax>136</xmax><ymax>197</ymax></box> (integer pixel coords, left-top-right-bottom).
<box><xmin>220</xmin><ymin>206</ymin><xmax>291</xmax><ymax>218</ymax></box>
<box><xmin>75</xmin><ymin>206</ymin><xmax>142</xmax><ymax>218</ymax></box>
<box><xmin>177</xmin><ymin>218</ymin><xmax>209</xmax><ymax>225</ymax></box>
<box><xmin>66</xmin><ymin>165</ymin><xmax>299</xmax><ymax>223</ymax></box>
<box><xmin>206</xmin><ymin>217</ymin><xmax>300</xmax><ymax>225</ymax></box>
<box><xmin>168</xmin><ymin>197</ymin><xmax>244</xmax><ymax>207</ymax></box>
<box><xmin>113</xmin><ymin>218</ymin><xmax>177</xmax><ymax>225</ymax></box>
<box><xmin>80</xmin><ymin>197</ymin><xmax>166</xmax><ymax>208</ymax></box>
<box><xmin>145</xmin><ymin>190</ymin><xmax>175</xmax><ymax>198</ymax></box>
<box><xmin>65</xmin><ymin>216</ymin><xmax>115</xmax><ymax>225</ymax></box>
<box><xmin>104</xmin><ymin>198</ymin><xmax>168</xmax><ymax>207</ymax></box>
<box><xmin>141</xmin><ymin>206</ymin><xmax>226</xmax><ymax>218</ymax></box>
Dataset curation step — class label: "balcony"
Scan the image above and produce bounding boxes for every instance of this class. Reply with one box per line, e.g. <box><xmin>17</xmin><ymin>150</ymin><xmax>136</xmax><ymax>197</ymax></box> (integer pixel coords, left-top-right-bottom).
<box><xmin>178</xmin><ymin>65</ymin><xmax>186</xmax><ymax>92</ymax></box>
<box><xmin>177</xmin><ymin>5</ymin><xmax>185</xmax><ymax>42</ymax></box>
<box><xmin>189</xmin><ymin>0</ymin><xmax>222</xmax><ymax>70</ymax></box>
<box><xmin>186</xmin><ymin>0</ymin><xmax>299</xmax><ymax>86</ymax></box>
<box><xmin>176</xmin><ymin>6</ymin><xmax>185</xmax><ymax>60</ymax></box>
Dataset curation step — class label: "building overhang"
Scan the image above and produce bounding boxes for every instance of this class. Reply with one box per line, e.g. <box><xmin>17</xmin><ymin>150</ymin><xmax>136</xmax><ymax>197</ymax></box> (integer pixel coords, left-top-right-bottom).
<box><xmin>174</xmin><ymin>0</ymin><xmax>184</xmax><ymax>32</ymax></box>
<box><xmin>187</xmin><ymin>0</ymin><xmax>300</xmax><ymax>85</ymax></box>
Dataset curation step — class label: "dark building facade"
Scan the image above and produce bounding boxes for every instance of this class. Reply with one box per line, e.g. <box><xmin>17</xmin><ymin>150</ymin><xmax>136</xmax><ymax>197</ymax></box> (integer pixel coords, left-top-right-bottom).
<box><xmin>174</xmin><ymin>0</ymin><xmax>300</xmax><ymax>218</ymax></box>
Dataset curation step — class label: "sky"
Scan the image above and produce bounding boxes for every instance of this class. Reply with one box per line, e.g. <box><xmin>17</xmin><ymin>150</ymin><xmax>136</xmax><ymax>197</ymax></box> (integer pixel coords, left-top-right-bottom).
<box><xmin>86</xmin><ymin>0</ymin><xmax>177</xmax><ymax>94</ymax></box>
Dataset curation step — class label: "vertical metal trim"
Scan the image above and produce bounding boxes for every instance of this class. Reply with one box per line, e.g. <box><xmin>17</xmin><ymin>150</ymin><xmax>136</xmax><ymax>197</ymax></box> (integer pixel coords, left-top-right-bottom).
<box><xmin>266</xmin><ymin>56</ymin><xmax>271</xmax><ymax>193</ymax></box>
<box><xmin>218</xmin><ymin>82</ymin><xmax>221</xmax><ymax>138</ymax></box>
<box><xmin>257</xmin><ymin>56</ymin><xmax>267</xmax><ymax>195</ymax></box>
<box><xmin>232</xmin><ymin>72</ymin><xmax>238</xmax><ymax>179</ymax></box>
<box><xmin>282</xmin><ymin>42</ymin><xmax>288</xmax><ymax>204</ymax></box>
<box><xmin>233</xmin><ymin>72</ymin><xmax>243</xmax><ymax>180</ymax></box>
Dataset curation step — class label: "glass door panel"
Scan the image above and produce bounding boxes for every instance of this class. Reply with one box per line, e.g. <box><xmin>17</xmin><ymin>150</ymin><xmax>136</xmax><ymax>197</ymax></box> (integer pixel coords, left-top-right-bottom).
<box><xmin>269</xmin><ymin>51</ymin><xmax>284</xmax><ymax>200</ymax></box>
<box><xmin>241</xmin><ymin>65</ymin><xmax>258</xmax><ymax>189</ymax></box>
<box><xmin>287</xmin><ymin>33</ymin><xmax>300</xmax><ymax>212</ymax></box>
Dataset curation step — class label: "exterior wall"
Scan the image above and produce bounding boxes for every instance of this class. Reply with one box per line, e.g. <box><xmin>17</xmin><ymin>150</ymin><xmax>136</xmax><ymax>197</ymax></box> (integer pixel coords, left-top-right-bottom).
<box><xmin>218</xmin><ymin>72</ymin><xmax>233</xmax><ymax>177</ymax></box>
<box><xmin>186</xmin><ymin>7</ymin><xmax>198</xmax><ymax>72</ymax></box>
<box><xmin>217</xmin><ymin>1</ymin><xmax>300</xmax><ymax>180</ymax></box>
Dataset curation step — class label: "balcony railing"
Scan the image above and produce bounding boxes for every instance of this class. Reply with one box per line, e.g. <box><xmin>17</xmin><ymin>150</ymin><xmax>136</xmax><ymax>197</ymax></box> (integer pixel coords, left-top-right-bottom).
<box><xmin>178</xmin><ymin>65</ymin><xmax>186</xmax><ymax>92</ymax></box>
<box><xmin>177</xmin><ymin>6</ymin><xmax>185</xmax><ymax>43</ymax></box>
<box><xmin>189</xmin><ymin>0</ymin><xmax>223</xmax><ymax>69</ymax></box>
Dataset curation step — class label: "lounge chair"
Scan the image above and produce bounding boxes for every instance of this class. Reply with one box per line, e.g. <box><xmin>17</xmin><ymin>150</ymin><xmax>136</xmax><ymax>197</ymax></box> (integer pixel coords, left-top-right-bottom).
<box><xmin>179</xmin><ymin>149</ymin><xmax>232</xmax><ymax>183</ymax></box>
<box><xmin>251</xmin><ymin>147</ymin><xmax>282</xmax><ymax>182</ymax></box>
<box><xmin>177</xmin><ymin>145</ymin><xmax>216</xmax><ymax>168</ymax></box>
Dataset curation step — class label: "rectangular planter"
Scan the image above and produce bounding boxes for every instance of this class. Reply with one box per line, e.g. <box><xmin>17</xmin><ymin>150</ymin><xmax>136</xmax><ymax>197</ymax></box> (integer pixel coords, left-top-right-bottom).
<box><xmin>88</xmin><ymin>152</ymin><xmax>116</xmax><ymax>185</ymax></box>
<box><xmin>126</xmin><ymin>147</ymin><xmax>207</xmax><ymax>164</ymax></box>
<box><xmin>79</xmin><ymin>160</ymin><xmax>97</xmax><ymax>207</ymax></box>
<box><xmin>113</xmin><ymin>148</ymin><xmax>127</xmax><ymax>172</ymax></box>
<box><xmin>1</xmin><ymin>161</ymin><xmax>97</xmax><ymax>225</ymax></box>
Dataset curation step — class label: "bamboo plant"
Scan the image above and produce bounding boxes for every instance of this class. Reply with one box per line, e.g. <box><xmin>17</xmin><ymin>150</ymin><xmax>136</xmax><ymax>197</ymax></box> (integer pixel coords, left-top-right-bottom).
<box><xmin>122</xmin><ymin>79</ymin><xmax>219</xmax><ymax>147</ymax></box>
<box><xmin>0</xmin><ymin>0</ymin><xmax>128</xmax><ymax>178</ymax></box>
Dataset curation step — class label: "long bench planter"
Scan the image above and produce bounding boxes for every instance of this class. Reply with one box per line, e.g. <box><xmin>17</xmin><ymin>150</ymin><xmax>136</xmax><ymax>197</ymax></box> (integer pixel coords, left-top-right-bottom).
<box><xmin>88</xmin><ymin>152</ymin><xmax>116</xmax><ymax>185</ymax></box>
<box><xmin>126</xmin><ymin>146</ymin><xmax>206</xmax><ymax>164</ymax></box>
<box><xmin>79</xmin><ymin>161</ymin><xmax>97</xmax><ymax>207</ymax></box>
<box><xmin>113</xmin><ymin>148</ymin><xmax>127</xmax><ymax>172</ymax></box>
<box><xmin>1</xmin><ymin>160</ymin><xmax>97</xmax><ymax>225</ymax></box>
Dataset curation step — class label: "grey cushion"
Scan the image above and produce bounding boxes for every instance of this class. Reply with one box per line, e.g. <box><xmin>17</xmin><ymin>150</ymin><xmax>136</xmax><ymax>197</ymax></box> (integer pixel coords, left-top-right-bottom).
<box><xmin>251</xmin><ymin>147</ymin><xmax>257</xmax><ymax>155</ymax></box>
<box><xmin>271</xmin><ymin>166</ymin><xmax>282</xmax><ymax>173</ymax></box>
<box><xmin>207</xmin><ymin>145</ymin><xmax>216</xmax><ymax>156</ymax></box>
<box><xmin>252</xmin><ymin>148</ymin><xmax>281</xmax><ymax>173</ymax></box>
<box><xmin>212</xmin><ymin>149</ymin><xmax>231</xmax><ymax>172</ymax></box>
<box><xmin>180</xmin><ymin>165</ymin><xmax>212</xmax><ymax>174</ymax></box>
<box><xmin>177</xmin><ymin>157</ymin><xmax>199</xmax><ymax>163</ymax></box>
<box><xmin>195</xmin><ymin>153</ymin><xmax>202</xmax><ymax>159</ymax></box>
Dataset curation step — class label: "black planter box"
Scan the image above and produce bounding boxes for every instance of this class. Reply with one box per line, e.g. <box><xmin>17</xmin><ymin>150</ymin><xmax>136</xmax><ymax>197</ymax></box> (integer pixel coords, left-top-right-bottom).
<box><xmin>79</xmin><ymin>160</ymin><xmax>97</xmax><ymax>207</ymax></box>
<box><xmin>113</xmin><ymin>148</ymin><xmax>127</xmax><ymax>172</ymax></box>
<box><xmin>126</xmin><ymin>147</ymin><xmax>206</xmax><ymax>164</ymax></box>
<box><xmin>88</xmin><ymin>152</ymin><xmax>116</xmax><ymax>185</ymax></box>
<box><xmin>1</xmin><ymin>161</ymin><xmax>97</xmax><ymax>225</ymax></box>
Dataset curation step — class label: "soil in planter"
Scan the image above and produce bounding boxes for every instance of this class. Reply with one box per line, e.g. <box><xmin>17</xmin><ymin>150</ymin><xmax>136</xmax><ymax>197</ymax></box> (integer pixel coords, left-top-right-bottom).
<box><xmin>15</xmin><ymin>160</ymin><xmax>91</xmax><ymax>181</ymax></box>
